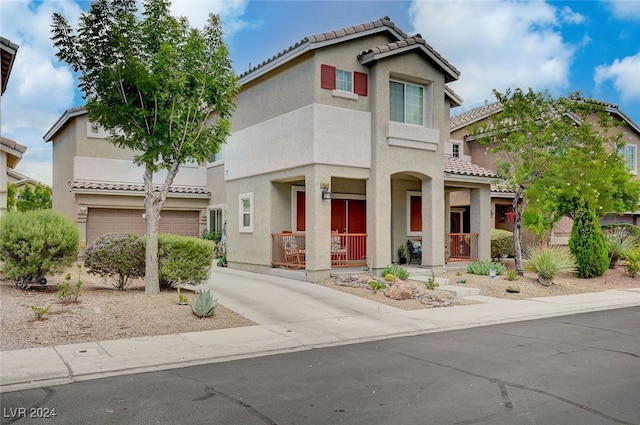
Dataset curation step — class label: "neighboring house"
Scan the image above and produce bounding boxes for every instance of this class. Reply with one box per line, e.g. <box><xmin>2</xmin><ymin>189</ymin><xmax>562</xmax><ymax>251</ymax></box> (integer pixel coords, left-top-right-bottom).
<box><xmin>449</xmin><ymin>101</ymin><xmax>640</xmax><ymax>245</ymax></box>
<box><xmin>43</xmin><ymin>107</ymin><xmax>210</xmax><ymax>249</ymax></box>
<box><xmin>46</xmin><ymin>17</ymin><xmax>496</xmax><ymax>281</ymax></box>
<box><xmin>1</xmin><ymin>36</ymin><xmax>22</xmax><ymax>217</ymax></box>
<box><xmin>7</xmin><ymin>167</ymin><xmax>40</xmax><ymax>191</ymax></box>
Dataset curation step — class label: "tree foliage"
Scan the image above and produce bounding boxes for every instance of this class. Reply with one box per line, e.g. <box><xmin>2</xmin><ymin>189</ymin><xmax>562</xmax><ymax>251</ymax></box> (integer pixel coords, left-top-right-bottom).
<box><xmin>472</xmin><ymin>88</ymin><xmax>640</xmax><ymax>275</ymax></box>
<box><xmin>16</xmin><ymin>183</ymin><xmax>52</xmax><ymax>212</ymax></box>
<box><xmin>52</xmin><ymin>0</ymin><xmax>239</xmax><ymax>294</ymax></box>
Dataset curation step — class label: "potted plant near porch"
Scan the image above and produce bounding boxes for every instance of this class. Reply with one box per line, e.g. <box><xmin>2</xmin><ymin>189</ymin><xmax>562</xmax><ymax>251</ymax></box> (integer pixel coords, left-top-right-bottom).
<box><xmin>398</xmin><ymin>245</ymin><xmax>407</xmax><ymax>264</ymax></box>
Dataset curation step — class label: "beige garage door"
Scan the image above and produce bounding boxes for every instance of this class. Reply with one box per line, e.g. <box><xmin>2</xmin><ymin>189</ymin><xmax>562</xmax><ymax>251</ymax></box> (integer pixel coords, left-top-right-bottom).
<box><xmin>86</xmin><ymin>208</ymin><xmax>200</xmax><ymax>243</ymax></box>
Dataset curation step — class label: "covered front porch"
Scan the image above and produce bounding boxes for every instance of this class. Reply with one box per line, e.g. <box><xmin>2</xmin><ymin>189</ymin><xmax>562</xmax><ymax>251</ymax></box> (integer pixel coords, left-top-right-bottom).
<box><xmin>271</xmin><ymin>231</ymin><xmax>368</xmax><ymax>268</ymax></box>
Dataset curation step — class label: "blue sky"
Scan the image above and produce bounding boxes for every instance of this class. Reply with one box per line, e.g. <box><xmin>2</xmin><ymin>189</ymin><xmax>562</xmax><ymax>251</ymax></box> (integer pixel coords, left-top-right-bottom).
<box><xmin>2</xmin><ymin>0</ymin><xmax>640</xmax><ymax>185</ymax></box>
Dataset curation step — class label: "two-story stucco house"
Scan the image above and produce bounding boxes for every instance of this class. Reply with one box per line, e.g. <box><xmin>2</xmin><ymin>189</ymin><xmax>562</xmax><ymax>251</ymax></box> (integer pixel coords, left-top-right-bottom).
<box><xmin>449</xmin><ymin>100</ymin><xmax>640</xmax><ymax>245</ymax></box>
<box><xmin>45</xmin><ymin>17</ymin><xmax>496</xmax><ymax>281</ymax></box>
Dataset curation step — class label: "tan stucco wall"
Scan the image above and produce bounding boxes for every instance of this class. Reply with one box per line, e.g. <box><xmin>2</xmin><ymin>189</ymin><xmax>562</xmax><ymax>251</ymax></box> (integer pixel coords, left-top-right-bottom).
<box><xmin>51</xmin><ymin>118</ymin><xmax>78</xmax><ymax>220</ymax></box>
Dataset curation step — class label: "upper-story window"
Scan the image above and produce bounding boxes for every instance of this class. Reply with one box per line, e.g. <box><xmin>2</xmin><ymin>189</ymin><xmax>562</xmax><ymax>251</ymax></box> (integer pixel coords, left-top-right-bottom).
<box><xmin>619</xmin><ymin>144</ymin><xmax>638</xmax><ymax>175</ymax></box>
<box><xmin>390</xmin><ymin>81</ymin><xmax>424</xmax><ymax>126</ymax></box>
<box><xmin>336</xmin><ymin>69</ymin><xmax>352</xmax><ymax>92</ymax></box>
<box><xmin>452</xmin><ymin>143</ymin><xmax>461</xmax><ymax>158</ymax></box>
<box><xmin>321</xmin><ymin>64</ymin><xmax>367</xmax><ymax>97</ymax></box>
<box><xmin>209</xmin><ymin>146</ymin><xmax>223</xmax><ymax>164</ymax></box>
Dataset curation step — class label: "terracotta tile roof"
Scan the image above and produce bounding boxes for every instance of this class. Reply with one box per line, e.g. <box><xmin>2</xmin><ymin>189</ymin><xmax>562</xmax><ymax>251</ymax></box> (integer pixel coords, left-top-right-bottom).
<box><xmin>307</xmin><ymin>17</ymin><xmax>405</xmax><ymax>43</ymax></box>
<box><xmin>239</xmin><ymin>16</ymin><xmax>458</xmax><ymax>83</ymax></box>
<box><xmin>450</xmin><ymin>102</ymin><xmax>503</xmax><ymax>132</ymax></box>
<box><xmin>444</xmin><ymin>157</ymin><xmax>497</xmax><ymax>178</ymax></box>
<box><xmin>68</xmin><ymin>181</ymin><xmax>210</xmax><ymax>196</ymax></box>
<box><xmin>357</xmin><ymin>35</ymin><xmax>459</xmax><ymax>82</ymax></box>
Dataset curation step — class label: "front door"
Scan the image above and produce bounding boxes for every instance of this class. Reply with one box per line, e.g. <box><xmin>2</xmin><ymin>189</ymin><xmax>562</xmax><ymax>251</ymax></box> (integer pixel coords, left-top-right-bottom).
<box><xmin>332</xmin><ymin>199</ymin><xmax>366</xmax><ymax>261</ymax></box>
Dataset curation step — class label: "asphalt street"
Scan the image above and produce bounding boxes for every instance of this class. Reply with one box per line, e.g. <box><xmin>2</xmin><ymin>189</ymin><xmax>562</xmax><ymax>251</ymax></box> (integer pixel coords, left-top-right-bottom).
<box><xmin>2</xmin><ymin>306</ymin><xmax>639</xmax><ymax>425</ymax></box>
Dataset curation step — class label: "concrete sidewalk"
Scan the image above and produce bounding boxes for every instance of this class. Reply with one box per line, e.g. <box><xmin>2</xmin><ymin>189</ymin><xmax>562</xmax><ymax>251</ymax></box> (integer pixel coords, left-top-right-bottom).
<box><xmin>2</xmin><ymin>267</ymin><xmax>640</xmax><ymax>393</ymax></box>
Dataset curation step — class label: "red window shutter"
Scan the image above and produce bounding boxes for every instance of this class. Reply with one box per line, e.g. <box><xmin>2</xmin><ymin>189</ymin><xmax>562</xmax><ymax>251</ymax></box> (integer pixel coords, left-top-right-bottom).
<box><xmin>410</xmin><ymin>196</ymin><xmax>422</xmax><ymax>232</ymax></box>
<box><xmin>354</xmin><ymin>71</ymin><xmax>368</xmax><ymax>96</ymax></box>
<box><xmin>296</xmin><ymin>191</ymin><xmax>306</xmax><ymax>231</ymax></box>
<box><xmin>321</xmin><ymin>64</ymin><xmax>336</xmax><ymax>90</ymax></box>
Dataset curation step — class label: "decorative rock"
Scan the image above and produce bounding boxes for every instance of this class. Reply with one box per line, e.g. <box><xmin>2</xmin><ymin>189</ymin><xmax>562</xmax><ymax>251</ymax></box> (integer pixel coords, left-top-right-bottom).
<box><xmin>386</xmin><ymin>285</ymin><xmax>412</xmax><ymax>300</ymax></box>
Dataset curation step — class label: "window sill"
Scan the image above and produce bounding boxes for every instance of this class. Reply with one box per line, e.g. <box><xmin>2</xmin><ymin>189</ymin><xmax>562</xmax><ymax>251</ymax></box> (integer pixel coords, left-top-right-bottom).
<box><xmin>331</xmin><ymin>90</ymin><xmax>358</xmax><ymax>101</ymax></box>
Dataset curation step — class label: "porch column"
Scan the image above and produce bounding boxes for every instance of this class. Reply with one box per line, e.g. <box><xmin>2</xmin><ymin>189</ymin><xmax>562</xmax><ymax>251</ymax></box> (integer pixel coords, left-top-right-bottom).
<box><xmin>444</xmin><ymin>191</ymin><xmax>451</xmax><ymax>233</ymax></box>
<box><xmin>366</xmin><ymin>174</ymin><xmax>391</xmax><ymax>273</ymax></box>
<box><xmin>421</xmin><ymin>178</ymin><xmax>445</xmax><ymax>274</ymax></box>
<box><xmin>305</xmin><ymin>170</ymin><xmax>332</xmax><ymax>282</ymax></box>
<box><xmin>470</xmin><ymin>187</ymin><xmax>491</xmax><ymax>259</ymax></box>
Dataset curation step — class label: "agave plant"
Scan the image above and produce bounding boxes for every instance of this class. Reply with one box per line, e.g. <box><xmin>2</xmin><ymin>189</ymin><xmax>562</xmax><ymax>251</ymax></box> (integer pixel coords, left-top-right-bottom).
<box><xmin>604</xmin><ymin>229</ymin><xmax>639</xmax><ymax>269</ymax></box>
<box><xmin>191</xmin><ymin>289</ymin><xmax>218</xmax><ymax>318</ymax></box>
<box><xmin>524</xmin><ymin>246</ymin><xmax>575</xmax><ymax>286</ymax></box>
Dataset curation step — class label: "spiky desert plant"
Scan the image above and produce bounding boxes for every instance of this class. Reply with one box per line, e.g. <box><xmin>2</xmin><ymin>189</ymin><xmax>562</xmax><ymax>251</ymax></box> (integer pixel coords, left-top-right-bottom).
<box><xmin>604</xmin><ymin>228</ymin><xmax>639</xmax><ymax>269</ymax></box>
<box><xmin>191</xmin><ymin>289</ymin><xmax>218</xmax><ymax>318</ymax></box>
<box><xmin>524</xmin><ymin>246</ymin><xmax>575</xmax><ymax>286</ymax></box>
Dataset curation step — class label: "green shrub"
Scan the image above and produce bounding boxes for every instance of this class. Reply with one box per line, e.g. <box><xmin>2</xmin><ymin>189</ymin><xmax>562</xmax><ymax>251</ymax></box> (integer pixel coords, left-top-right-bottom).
<box><xmin>504</xmin><ymin>270</ymin><xmax>519</xmax><ymax>281</ymax></box>
<box><xmin>31</xmin><ymin>305</ymin><xmax>50</xmax><ymax>320</ymax></box>
<box><xmin>569</xmin><ymin>204</ymin><xmax>608</xmax><ymax>278</ymax></box>
<box><xmin>491</xmin><ymin>229</ymin><xmax>514</xmax><ymax>261</ymax></box>
<box><xmin>466</xmin><ymin>260</ymin><xmax>507</xmax><ymax>276</ymax></box>
<box><xmin>0</xmin><ymin>210</ymin><xmax>79</xmax><ymax>288</ymax></box>
<box><xmin>368</xmin><ymin>280</ymin><xmax>387</xmax><ymax>294</ymax></box>
<box><xmin>624</xmin><ymin>248</ymin><xmax>640</xmax><ymax>277</ymax></box>
<box><xmin>158</xmin><ymin>234</ymin><xmax>214</xmax><ymax>288</ymax></box>
<box><xmin>524</xmin><ymin>246</ymin><xmax>575</xmax><ymax>286</ymax></box>
<box><xmin>191</xmin><ymin>289</ymin><xmax>218</xmax><ymax>317</ymax></box>
<box><xmin>381</xmin><ymin>264</ymin><xmax>410</xmax><ymax>280</ymax></box>
<box><xmin>57</xmin><ymin>265</ymin><xmax>83</xmax><ymax>303</ymax></box>
<box><xmin>84</xmin><ymin>233</ymin><xmax>145</xmax><ymax>290</ymax></box>
<box><xmin>603</xmin><ymin>228</ymin><xmax>639</xmax><ymax>269</ymax></box>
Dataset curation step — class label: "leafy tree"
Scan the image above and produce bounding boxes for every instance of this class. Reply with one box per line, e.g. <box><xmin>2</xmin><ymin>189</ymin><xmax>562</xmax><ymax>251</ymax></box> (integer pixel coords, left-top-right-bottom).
<box><xmin>6</xmin><ymin>183</ymin><xmax>17</xmax><ymax>211</ymax></box>
<box><xmin>16</xmin><ymin>183</ymin><xmax>52</xmax><ymax>212</ymax></box>
<box><xmin>52</xmin><ymin>0</ymin><xmax>239</xmax><ymax>294</ymax></box>
<box><xmin>472</xmin><ymin>88</ymin><xmax>638</xmax><ymax>275</ymax></box>
<box><xmin>569</xmin><ymin>202</ymin><xmax>608</xmax><ymax>278</ymax></box>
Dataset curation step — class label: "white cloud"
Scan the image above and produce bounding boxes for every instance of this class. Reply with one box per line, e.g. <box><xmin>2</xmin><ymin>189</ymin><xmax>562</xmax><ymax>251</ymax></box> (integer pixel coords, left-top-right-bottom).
<box><xmin>170</xmin><ymin>0</ymin><xmax>250</xmax><ymax>35</ymax></box>
<box><xmin>605</xmin><ymin>0</ymin><xmax>640</xmax><ymax>20</ymax></box>
<box><xmin>1</xmin><ymin>0</ymin><xmax>82</xmax><ymax>186</ymax></box>
<box><xmin>408</xmin><ymin>0</ymin><xmax>579</xmax><ymax>108</ymax></box>
<box><xmin>594</xmin><ymin>52</ymin><xmax>640</xmax><ymax>100</ymax></box>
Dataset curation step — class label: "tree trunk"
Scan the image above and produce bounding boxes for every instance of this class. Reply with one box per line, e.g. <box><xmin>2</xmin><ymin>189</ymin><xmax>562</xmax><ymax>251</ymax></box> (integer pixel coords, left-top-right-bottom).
<box><xmin>513</xmin><ymin>186</ymin><xmax>526</xmax><ymax>276</ymax></box>
<box><xmin>144</xmin><ymin>168</ymin><xmax>160</xmax><ymax>295</ymax></box>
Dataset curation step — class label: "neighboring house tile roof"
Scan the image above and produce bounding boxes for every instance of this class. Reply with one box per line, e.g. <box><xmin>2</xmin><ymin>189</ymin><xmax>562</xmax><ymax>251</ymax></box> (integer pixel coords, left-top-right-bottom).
<box><xmin>450</xmin><ymin>98</ymin><xmax>640</xmax><ymax>135</ymax></box>
<box><xmin>450</xmin><ymin>102</ymin><xmax>503</xmax><ymax>132</ymax></box>
<box><xmin>68</xmin><ymin>181</ymin><xmax>210</xmax><ymax>197</ymax></box>
<box><xmin>1</xmin><ymin>136</ymin><xmax>27</xmax><ymax>168</ymax></box>
<box><xmin>239</xmin><ymin>16</ymin><xmax>458</xmax><ymax>84</ymax></box>
<box><xmin>444</xmin><ymin>157</ymin><xmax>497</xmax><ymax>178</ymax></box>
<box><xmin>7</xmin><ymin>168</ymin><xmax>40</xmax><ymax>186</ymax></box>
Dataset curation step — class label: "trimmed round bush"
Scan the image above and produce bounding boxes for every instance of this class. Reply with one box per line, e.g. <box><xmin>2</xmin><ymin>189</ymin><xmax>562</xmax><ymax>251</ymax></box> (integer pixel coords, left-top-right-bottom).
<box><xmin>84</xmin><ymin>233</ymin><xmax>145</xmax><ymax>290</ymax></box>
<box><xmin>0</xmin><ymin>210</ymin><xmax>79</xmax><ymax>288</ymax></box>
<box><xmin>158</xmin><ymin>234</ymin><xmax>214</xmax><ymax>288</ymax></box>
<box><xmin>491</xmin><ymin>229</ymin><xmax>514</xmax><ymax>260</ymax></box>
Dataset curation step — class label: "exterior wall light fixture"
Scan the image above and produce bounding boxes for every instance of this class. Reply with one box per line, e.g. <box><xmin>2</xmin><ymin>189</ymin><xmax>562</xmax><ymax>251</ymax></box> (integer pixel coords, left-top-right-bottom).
<box><xmin>320</xmin><ymin>181</ymin><xmax>331</xmax><ymax>200</ymax></box>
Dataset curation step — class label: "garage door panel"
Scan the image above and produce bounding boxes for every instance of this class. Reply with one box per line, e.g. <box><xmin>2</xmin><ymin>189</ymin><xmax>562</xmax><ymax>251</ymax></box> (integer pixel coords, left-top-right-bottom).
<box><xmin>87</xmin><ymin>209</ymin><xmax>199</xmax><ymax>244</ymax></box>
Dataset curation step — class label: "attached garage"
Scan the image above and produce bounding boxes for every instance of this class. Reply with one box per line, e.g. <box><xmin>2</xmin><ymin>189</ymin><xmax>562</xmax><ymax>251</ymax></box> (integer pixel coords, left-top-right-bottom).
<box><xmin>86</xmin><ymin>208</ymin><xmax>200</xmax><ymax>243</ymax></box>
